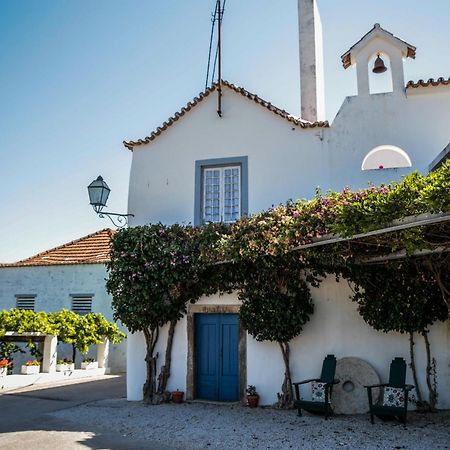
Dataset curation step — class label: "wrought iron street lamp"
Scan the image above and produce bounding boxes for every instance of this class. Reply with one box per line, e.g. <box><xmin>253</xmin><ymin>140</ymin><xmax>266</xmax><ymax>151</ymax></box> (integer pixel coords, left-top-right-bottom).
<box><xmin>87</xmin><ymin>176</ymin><xmax>133</xmax><ymax>228</ymax></box>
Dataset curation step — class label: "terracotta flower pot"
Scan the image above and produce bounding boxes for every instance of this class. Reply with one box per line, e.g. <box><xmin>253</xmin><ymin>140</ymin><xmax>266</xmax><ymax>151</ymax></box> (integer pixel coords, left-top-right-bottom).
<box><xmin>247</xmin><ymin>394</ymin><xmax>259</xmax><ymax>408</ymax></box>
<box><xmin>172</xmin><ymin>391</ymin><xmax>184</xmax><ymax>404</ymax></box>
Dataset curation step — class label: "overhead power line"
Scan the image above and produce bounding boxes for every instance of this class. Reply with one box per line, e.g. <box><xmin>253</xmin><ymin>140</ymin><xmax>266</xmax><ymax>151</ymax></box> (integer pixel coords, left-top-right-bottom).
<box><xmin>205</xmin><ymin>0</ymin><xmax>227</xmax><ymax>90</ymax></box>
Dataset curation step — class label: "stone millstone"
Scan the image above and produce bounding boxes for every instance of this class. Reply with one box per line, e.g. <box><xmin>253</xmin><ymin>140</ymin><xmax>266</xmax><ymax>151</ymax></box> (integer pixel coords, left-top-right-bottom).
<box><xmin>333</xmin><ymin>357</ymin><xmax>380</xmax><ymax>415</ymax></box>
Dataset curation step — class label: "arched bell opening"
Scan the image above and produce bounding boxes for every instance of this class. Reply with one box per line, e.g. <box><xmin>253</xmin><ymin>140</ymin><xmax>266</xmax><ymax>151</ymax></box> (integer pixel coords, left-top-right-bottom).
<box><xmin>368</xmin><ymin>52</ymin><xmax>393</xmax><ymax>95</ymax></box>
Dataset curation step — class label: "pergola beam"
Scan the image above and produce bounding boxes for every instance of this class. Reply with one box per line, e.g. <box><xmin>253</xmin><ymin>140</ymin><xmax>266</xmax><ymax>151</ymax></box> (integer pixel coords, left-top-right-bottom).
<box><xmin>290</xmin><ymin>212</ymin><xmax>450</xmax><ymax>252</ymax></box>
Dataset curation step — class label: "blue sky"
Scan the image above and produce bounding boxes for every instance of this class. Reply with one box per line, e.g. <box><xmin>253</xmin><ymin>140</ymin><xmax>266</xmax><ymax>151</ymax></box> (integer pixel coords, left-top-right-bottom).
<box><xmin>1</xmin><ymin>0</ymin><xmax>450</xmax><ymax>262</ymax></box>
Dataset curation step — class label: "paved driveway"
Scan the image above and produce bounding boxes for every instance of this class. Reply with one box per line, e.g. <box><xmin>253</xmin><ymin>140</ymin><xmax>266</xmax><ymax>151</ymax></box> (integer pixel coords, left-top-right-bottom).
<box><xmin>0</xmin><ymin>375</ymin><xmax>169</xmax><ymax>449</ymax></box>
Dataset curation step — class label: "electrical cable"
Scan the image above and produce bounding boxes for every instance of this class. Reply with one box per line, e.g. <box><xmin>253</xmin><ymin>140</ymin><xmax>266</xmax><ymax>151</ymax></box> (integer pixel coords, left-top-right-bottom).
<box><xmin>211</xmin><ymin>0</ymin><xmax>226</xmax><ymax>84</ymax></box>
<box><xmin>205</xmin><ymin>1</ymin><xmax>219</xmax><ymax>90</ymax></box>
<box><xmin>206</xmin><ymin>0</ymin><xmax>227</xmax><ymax>89</ymax></box>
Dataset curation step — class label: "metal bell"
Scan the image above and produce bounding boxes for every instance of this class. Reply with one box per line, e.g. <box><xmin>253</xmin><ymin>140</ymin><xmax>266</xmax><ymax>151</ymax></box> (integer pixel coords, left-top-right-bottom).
<box><xmin>372</xmin><ymin>54</ymin><xmax>387</xmax><ymax>74</ymax></box>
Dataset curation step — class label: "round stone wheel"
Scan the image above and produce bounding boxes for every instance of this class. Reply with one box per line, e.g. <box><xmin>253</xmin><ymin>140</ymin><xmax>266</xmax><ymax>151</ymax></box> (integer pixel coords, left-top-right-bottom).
<box><xmin>333</xmin><ymin>357</ymin><xmax>380</xmax><ymax>415</ymax></box>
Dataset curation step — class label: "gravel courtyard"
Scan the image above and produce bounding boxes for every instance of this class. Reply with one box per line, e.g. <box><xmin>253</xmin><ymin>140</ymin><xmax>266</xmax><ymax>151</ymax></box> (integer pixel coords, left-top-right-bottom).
<box><xmin>52</xmin><ymin>399</ymin><xmax>450</xmax><ymax>450</ymax></box>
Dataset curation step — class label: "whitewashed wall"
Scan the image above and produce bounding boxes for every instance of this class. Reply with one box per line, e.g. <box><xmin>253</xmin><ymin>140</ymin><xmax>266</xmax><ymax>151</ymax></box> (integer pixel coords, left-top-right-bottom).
<box><xmin>128</xmin><ymin>85</ymin><xmax>450</xmax><ymax>226</ymax></box>
<box><xmin>126</xmin><ymin>82</ymin><xmax>450</xmax><ymax>407</ymax></box>
<box><xmin>127</xmin><ymin>280</ymin><xmax>450</xmax><ymax>408</ymax></box>
<box><xmin>0</xmin><ymin>264</ymin><xmax>126</xmax><ymax>372</ymax></box>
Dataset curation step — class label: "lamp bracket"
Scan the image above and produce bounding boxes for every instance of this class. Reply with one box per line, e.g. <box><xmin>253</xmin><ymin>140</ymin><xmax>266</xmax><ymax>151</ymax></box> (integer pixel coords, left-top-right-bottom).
<box><xmin>97</xmin><ymin>211</ymin><xmax>134</xmax><ymax>229</ymax></box>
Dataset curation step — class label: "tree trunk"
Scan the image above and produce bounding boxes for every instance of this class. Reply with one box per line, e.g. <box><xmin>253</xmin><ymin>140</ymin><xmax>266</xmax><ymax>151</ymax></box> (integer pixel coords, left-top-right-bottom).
<box><xmin>154</xmin><ymin>319</ymin><xmax>177</xmax><ymax>404</ymax></box>
<box><xmin>422</xmin><ymin>330</ymin><xmax>437</xmax><ymax>411</ymax></box>
<box><xmin>408</xmin><ymin>332</ymin><xmax>424</xmax><ymax>407</ymax></box>
<box><xmin>142</xmin><ymin>326</ymin><xmax>159</xmax><ymax>403</ymax></box>
<box><xmin>72</xmin><ymin>344</ymin><xmax>76</xmax><ymax>365</ymax></box>
<box><xmin>277</xmin><ymin>341</ymin><xmax>294</xmax><ymax>409</ymax></box>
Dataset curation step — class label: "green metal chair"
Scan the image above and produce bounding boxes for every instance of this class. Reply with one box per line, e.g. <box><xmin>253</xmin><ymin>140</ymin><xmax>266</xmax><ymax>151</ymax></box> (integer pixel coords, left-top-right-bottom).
<box><xmin>293</xmin><ymin>354</ymin><xmax>339</xmax><ymax>419</ymax></box>
<box><xmin>365</xmin><ymin>357</ymin><xmax>414</xmax><ymax>428</ymax></box>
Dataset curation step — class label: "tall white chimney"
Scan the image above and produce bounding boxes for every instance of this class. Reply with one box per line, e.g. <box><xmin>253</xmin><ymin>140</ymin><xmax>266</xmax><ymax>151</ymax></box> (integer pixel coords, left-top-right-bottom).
<box><xmin>298</xmin><ymin>0</ymin><xmax>325</xmax><ymax>122</ymax></box>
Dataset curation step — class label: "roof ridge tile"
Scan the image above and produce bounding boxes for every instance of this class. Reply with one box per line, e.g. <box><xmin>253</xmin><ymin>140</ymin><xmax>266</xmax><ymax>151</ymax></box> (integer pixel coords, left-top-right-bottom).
<box><xmin>123</xmin><ymin>81</ymin><xmax>328</xmax><ymax>150</ymax></box>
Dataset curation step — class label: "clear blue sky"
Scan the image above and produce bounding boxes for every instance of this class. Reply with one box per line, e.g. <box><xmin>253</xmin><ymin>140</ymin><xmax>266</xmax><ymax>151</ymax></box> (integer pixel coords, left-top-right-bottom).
<box><xmin>1</xmin><ymin>0</ymin><xmax>449</xmax><ymax>262</ymax></box>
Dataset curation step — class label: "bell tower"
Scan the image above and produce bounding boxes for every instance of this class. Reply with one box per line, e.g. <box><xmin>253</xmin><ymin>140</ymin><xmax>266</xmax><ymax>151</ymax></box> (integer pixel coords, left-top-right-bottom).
<box><xmin>341</xmin><ymin>24</ymin><xmax>416</xmax><ymax>96</ymax></box>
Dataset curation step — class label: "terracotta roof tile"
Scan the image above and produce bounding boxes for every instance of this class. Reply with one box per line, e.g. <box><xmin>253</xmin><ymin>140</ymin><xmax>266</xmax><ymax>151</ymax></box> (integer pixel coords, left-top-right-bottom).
<box><xmin>0</xmin><ymin>229</ymin><xmax>115</xmax><ymax>268</ymax></box>
<box><xmin>406</xmin><ymin>77</ymin><xmax>450</xmax><ymax>89</ymax></box>
<box><xmin>123</xmin><ymin>80</ymin><xmax>329</xmax><ymax>150</ymax></box>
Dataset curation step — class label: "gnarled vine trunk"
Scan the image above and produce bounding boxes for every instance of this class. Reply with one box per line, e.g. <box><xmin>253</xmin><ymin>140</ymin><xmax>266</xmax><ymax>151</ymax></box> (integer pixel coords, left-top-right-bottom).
<box><xmin>277</xmin><ymin>341</ymin><xmax>294</xmax><ymax>409</ymax></box>
<box><xmin>143</xmin><ymin>321</ymin><xmax>178</xmax><ymax>405</ymax></box>
<box><xmin>154</xmin><ymin>319</ymin><xmax>177</xmax><ymax>404</ymax></box>
<box><xmin>422</xmin><ymin>330</ymin><xmax>437</xmax><ymax>411</ymax></box>
<box><xmin>143</xmin><ymin>326</ymin><xmax>159</xmax><ymax>403</ymax></box>
<box><xmin>408</xmin><ymin>332</ymin><xmax>423</xmax><ymax>407</ymax></box>
<box><xmin>427</xmin><ymin>259</ymin><xmax>450</xmax><ymax>317</ymax></box>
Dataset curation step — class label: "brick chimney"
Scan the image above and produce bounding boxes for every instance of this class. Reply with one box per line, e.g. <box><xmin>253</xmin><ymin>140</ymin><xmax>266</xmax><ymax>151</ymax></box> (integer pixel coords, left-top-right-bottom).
<box><xmin>298</xmin><ymin>0</ymin><xmax>325</xmax><ymax>122</ymax></box>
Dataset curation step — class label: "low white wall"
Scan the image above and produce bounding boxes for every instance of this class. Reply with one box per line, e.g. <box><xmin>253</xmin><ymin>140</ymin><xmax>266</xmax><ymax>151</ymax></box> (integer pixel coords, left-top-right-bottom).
<box><xmin>127</xmin><ymin>281</ymin><xmax>450</xmax><ymax>409</ymax></box>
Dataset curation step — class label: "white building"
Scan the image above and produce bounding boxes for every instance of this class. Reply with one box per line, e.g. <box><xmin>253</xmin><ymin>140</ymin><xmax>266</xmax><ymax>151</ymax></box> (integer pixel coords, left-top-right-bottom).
<box><xmin>124</xmin><ymin>1</ymin><xmax>450</xmax><ymax>407</ymax></box>
<box><xmin>0</xmin><ymin>229</ymin><xmax>126</xmax><ymax>373</ymax></box>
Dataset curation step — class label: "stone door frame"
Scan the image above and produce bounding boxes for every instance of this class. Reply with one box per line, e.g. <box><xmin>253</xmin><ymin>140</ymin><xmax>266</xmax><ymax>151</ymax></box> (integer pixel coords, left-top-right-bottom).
<box><xmin>186</xmin><ymin>304</ymin><xmax>246</xmax><ymax>401</ymax></box>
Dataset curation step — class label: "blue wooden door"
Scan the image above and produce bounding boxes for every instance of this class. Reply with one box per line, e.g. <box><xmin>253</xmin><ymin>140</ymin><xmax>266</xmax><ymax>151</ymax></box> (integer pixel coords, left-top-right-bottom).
<box><xmin>195</xmin><ymin>313</ymin><xmax>239</xmax><ymax>401</ymax></box>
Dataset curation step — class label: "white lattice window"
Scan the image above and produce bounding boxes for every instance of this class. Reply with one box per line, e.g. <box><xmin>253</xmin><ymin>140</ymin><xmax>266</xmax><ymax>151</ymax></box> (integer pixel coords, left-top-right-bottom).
<box><xmin>203</xmin><ymin>165</ymin><xmax>241</xmax><ymax>223</ymax></box>
<box><xmin>16</xmin><ymin>296</ymin><xmax>35</xmax><ymax>311</ymax></box>
<box><xmin>71</xmin><ymin>295</ymin><xmax>93</xmax><ymax>315</ymax></box>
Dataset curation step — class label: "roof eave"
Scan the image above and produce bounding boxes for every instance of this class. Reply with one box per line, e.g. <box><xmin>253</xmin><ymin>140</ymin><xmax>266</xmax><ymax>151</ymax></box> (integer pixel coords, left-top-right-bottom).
<box><xmin>122</xmin><ymin>81</ymin><xmax>329</xmax><ymax>151</ymax></box>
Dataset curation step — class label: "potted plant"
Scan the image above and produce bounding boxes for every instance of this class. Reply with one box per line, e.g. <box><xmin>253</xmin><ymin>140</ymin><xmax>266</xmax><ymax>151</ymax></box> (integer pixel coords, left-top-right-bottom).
<box><xmin>81</xmin><ymin>358</ymin><xmax>98</xmax><ymax>370</ymax></box>
<box><xmin>21</xmin><ymin>360</ymin><xmax>41</xmax><ymax>375</ymax></box>
<box><xmin>171</xmin><ymin>389</ymin><xmax>184</xmax><ymax>404</ymax></box>
<box><xmin>56</xmin><ymin>358</ymin><xmax>75</xmax><ymax>372</ymax></box>
<box><xmin>0</xmin><ymin>358</ymin><xmax>11</xmax><ymax>377</ymax></box>
<box><xmin>246</xmin><ymin>385</ymin><xmax>260</xmax><ymax>408</ymax></box>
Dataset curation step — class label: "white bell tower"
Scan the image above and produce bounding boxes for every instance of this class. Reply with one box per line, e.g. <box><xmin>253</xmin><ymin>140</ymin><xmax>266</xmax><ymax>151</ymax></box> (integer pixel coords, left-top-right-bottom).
<box><xmin>341</xmin><ymin>24</ymin><xmax>416</xmax><ymax>96</ymax></box>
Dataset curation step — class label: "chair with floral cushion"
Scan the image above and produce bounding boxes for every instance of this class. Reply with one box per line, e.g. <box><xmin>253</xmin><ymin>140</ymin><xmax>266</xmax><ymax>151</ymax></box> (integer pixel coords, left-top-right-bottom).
<box><xmin>365</xmin><ymin>357</ymin><xmax>413</xmax><ymax>427</ymax></box>
<box><xmin>293</xmin><ymin>354</ymin><xmax>339</xmax><ymax>419</ymax></box>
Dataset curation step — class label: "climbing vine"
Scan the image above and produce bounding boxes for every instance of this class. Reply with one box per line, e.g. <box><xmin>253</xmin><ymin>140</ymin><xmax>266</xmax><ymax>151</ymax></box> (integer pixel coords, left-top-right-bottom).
<box><xmin>239</xmin><ymin>255</ymin><xmax>315</xmax><ymax>408</ymax></box>
<box><xmin>107</xmin><ymin>161</ymin><xmax>450</xmax><ymax>406</ymax></box>
<box><xmin>347</xmin><ymin>260</ymin><xmax>448</xmax><ymax>411</ymax></box>
<box><xmin>106</xmin><ymin>223</ymin><xmax>231</xmax><ymax>404</ymax></box>
<box><xmin>0</xmin><ymin>309</ymin><xmax>125</xmax><ymax>367</ymax></box>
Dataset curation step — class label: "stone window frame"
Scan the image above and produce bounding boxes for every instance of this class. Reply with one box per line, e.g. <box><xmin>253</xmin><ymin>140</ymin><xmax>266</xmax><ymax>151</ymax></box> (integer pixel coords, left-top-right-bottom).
<box><xmin>186</xmin><ymin>303</ymin><xmax>247</xmax><ymax>401</ymax></box>
<box><xmin>194</xmin><ymin>156</ymin><xmax>249</xmax><ymax>226</ymax></box>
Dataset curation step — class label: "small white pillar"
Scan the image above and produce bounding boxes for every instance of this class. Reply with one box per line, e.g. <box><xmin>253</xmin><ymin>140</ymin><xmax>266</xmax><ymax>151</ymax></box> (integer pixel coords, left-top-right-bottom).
<box><xmin>356</xmin><ymin>59</ymin><xmax>370</xmax><ymax>96</ymax></box>
<box><xmin>97</xmin><ymin>338</ymin><xmax>110</xmax><ymax>369</ymax></box>
<box><xmin>127</xmin><ymin>331</ymin><xmax>146</xmax><ymax>401</ymax></box>
<box><xmin>42</xmin><ymin>335</ymin><xmax>57</xmax><ymax>374</ymax></box>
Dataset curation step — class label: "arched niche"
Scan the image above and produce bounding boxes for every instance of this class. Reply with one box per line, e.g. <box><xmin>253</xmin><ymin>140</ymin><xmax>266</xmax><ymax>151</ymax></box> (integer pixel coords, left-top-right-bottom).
<box><xmin>362</xmin><ymin>145</ymin><xmax>412</xmax><ymax>170</ymax></box>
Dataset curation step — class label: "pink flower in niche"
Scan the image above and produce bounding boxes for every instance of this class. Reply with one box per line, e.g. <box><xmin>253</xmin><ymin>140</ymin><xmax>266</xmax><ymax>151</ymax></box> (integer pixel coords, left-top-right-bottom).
<box><xmin>293</xmin><ymin>210</ymin><xmax>299</xmax><ymax>219</ymax></box>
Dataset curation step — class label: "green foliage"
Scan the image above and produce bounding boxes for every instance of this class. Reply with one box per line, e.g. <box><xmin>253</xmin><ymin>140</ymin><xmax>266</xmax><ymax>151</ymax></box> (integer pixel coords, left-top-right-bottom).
<box><xmin>0</xmin><ymin>309</ymin><xmax>125</xmax><ymax>356</ymax></box>
<box><xmin>0</xmin><ymin>309</ymin><xmax>53</xmax><ymax>336</ymax></box>
<box><xmin>349</xmin><ymin>260</ymin><xmax>448</xmax><ymax>334</ymax></box>
<box><xmin>106</xmin><ymin>223</ymin><xmax>232</xmax><ymax>334</ymax></box>
<box><xmin>106</xmin><ymin>161</ymin><xmax>449</xmax><ymax>405</ymax></box>
<box><xmin>57</xmin><ymin>358</ymin><xmax>73</xmax><ymax>364</ymax></box>
<box><xmin>0</xmin><ymin>342</ymin><xmax>24</xmax><ymax>362</ymax></box>
<box><xmin>239</xmin><ymin>256</ymin><xmax>314</xmax><ymax>343</ymax></box>
<box><xmin>219</xmin><ymin>160</ymin><xmax>450</xmax><ymax>259</ymax></box>
<box><xmin>49</xmin><ymin>310</ymin><xmax>79</xmax><ymax>346</ymax></box>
